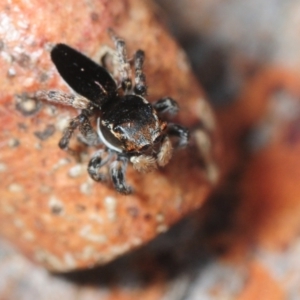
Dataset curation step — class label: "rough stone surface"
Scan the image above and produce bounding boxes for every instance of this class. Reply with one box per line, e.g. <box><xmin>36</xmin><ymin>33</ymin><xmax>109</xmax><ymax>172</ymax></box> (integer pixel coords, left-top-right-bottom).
<box><xmin>3</xmin><ymin>0</ymin><xmax>300</xmax><ymax>299</ymax></box>
<box><xmin>0</xmin><ymin>0</ymin><xmax>220</xmax><ymax>271</ymax></box>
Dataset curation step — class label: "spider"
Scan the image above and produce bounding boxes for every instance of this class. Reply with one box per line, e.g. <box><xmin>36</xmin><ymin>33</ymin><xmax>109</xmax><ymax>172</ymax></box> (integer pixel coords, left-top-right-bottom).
<box><xmin>36</xmin><ymin>29</ymin><xmax>189</xmax><ymax>194</ymax></box>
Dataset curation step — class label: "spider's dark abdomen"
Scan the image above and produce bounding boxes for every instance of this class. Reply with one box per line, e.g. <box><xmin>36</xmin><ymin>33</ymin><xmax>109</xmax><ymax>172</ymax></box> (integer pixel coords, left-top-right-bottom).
<box><xmin>51</xmin><ymin>44</ymin><xmax>118</xmax><ymax>106</ymax></box>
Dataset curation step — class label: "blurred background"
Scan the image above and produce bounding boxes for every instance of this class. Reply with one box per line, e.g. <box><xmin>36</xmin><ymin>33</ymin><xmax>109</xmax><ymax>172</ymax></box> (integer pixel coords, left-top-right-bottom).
<box><xmin>2</xmin><ymin>0</ymin><xmax>300</xmax><ymax>299</ymax></box>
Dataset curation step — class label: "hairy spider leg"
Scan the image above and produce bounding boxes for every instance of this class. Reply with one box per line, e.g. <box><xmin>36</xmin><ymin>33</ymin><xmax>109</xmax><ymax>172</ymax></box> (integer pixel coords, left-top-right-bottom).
<box><xmin>156</xmin><ymin>135</ymin><xmax>173</xmax><ymax>167</ymax></box>
<box><xmin>133</xmin><ymin>50</ymin><xmax>147</xmax><ymax>96</ymax></box>
<box><xmin>35</xmin><ymin>90</ymin><xmax>90</xmax><ymax>110</ymax></box>
<box><xmin>166</xmin><ymin>123</ymin><xmax>190</xmax><ymax>148</ymax></box>
<box><xmin>153</xmin><ymin>97</ymin><xmax>179</xmax><ymax>116</ymax></box>
<box><xmin>110</xmin><ymin>157</ymin><xmax>132</xmax><ymax>195</ymax></box>
<box><xmin>58</xmin><ymin>109</ymin><xmax>97</xmax><ymax>150</ymax></box>
<box><xmin>108</xmin><ymin>28</ymin><xmax>132</xmax><ymax>93</ymax></box>
<box><xmin>87</xmin><ymin>149</ymin><xmax>113</xmax><ymax>182</ymax></box>
<box><xmin>78</xmin><ymin>113</ymin><xmax>100</xmax><ymax>146</ymax></box>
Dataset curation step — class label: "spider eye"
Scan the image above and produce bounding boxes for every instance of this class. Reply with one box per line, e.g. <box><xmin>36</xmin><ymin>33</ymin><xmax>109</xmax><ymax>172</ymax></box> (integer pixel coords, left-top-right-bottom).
<box><xmin>140</xmin><ymin>144</ymin><xmax>150</xmax><ymax>152</ymax></box>
<box><xmin>154</xmin><ymin>135</ymin><xmax>164</xmax><ymax>144</ymax></box>
<box><xmin>134</xmin><ymin>85</ymin><xmax>147</xmax><ymax>95</ymax></box>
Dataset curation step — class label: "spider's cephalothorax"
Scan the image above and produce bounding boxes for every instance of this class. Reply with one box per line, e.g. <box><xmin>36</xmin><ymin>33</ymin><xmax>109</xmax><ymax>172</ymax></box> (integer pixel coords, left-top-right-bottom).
<box><xmin>37</xmin><ymin>29</ymin><xmax>189</xmax><ymax>194</ymax></box>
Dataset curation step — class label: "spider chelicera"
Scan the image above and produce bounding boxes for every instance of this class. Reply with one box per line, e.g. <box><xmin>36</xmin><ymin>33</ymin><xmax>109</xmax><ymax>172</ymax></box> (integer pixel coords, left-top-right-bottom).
<box><xmin>36</xmin><ymin>29</ymin><xmax>189</xmax><ymax>194</ymax></box>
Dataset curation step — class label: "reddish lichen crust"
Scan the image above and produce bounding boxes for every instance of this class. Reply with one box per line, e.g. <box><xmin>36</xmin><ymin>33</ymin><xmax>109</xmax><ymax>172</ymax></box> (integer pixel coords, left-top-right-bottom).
<box><xmin>0</xmin><ymin>0</ymin><xmax>221</xmax><ymax>271</ymax></box>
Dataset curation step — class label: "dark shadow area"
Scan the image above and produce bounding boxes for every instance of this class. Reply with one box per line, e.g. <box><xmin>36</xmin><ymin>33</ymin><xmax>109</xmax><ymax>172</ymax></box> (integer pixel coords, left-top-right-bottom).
<box><xmin>180</xmin><ymin>35</ymin><xmax>240</xmax><ymax>107</ymax></box>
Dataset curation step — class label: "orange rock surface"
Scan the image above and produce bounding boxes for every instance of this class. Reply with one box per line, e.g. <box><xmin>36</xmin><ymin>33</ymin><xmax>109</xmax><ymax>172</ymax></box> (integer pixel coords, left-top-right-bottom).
<box><xmin>232</xmin><ymin>68</ymin><xmax>300</xmax><ymax>250</ymax></box>
<box><xmin>0</xmin><ymin>0</ymin><xmax>220</xmax><ymax>271</ymax></box>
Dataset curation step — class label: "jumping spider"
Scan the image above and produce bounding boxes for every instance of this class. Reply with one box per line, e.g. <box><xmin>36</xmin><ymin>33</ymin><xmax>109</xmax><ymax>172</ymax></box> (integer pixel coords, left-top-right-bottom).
<box><xmin>37</xmin><ymin>29</ymin><xmax>189</xmax><ymax>194</ymax></box>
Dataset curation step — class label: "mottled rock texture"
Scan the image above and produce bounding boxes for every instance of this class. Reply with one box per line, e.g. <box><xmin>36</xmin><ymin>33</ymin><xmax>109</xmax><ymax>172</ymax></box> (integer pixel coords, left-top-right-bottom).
<box><xmin>0</xmin><ymin>0</ymin><xmax>220</xmax><ymax>271</ymax></box>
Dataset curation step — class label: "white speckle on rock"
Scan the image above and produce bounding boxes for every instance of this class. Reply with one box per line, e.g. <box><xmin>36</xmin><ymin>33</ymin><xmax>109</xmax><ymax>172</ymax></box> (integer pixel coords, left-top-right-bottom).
<box><xmin>89</xmin><ymin>213</ymin><xmax>104</xmax><ymax>224</ymax></box>
<box><xmin>157</xmin><ymin>224</ymin><xmax>168</xmax><ymax>233</ymax></box>
<box><xmin>14</xmin><ymin>219</ymin><xmax>24</xmax><ymax>228</ymax></box>
<box><xmin>23</xmin><ymin>77</ymin><xmax>34</xmax><ymax>88</ymax></box>
<box><xmin>79</xmin><ymin>225</ymin><xmax>108</xmax><ymax>244</ymax></box>
<box><xmin>64</xmin><ymin>253</ymin><xmax>77</xmax><ymax>269</ymax></box>
<box><xmin>175</xmin><ymin>195</ymin><xmax>183</xmax><ymax>210</ymax></box>
<box><xmin>23</xmin><ymin>231</ymin><xmax>35</xmax><ymax>241</ymax></box>
<box><xmin>80</xmin><ymin>179</ymin><xmax>93</xmax><ymax>195</ymax></box>
<box><xmin>104</xmin><ymin>196</ymin><xmax>117</xmax><ymax>221</ymax></box>
<box><xmin>56</xmin><ymin>115</ymin><xmax>71</xmax><ymax>132</ymax></box>
<box><xmin>68</xmin><ymin>164</ymin><xmax>85</xmax><ymax>178</ymax></box>
<box><xmin>48</xmin><ymin>196</ymin><xmax>64</xmax><ymax>215</ymax></box>
<box><xmin>21</xmin><ymin>97</ymin><xmax>36</xmax><ymax>111</ymax></box>
<box><xmin>95</xmin><ymin>254</ymin><xmax>111</xmax><ymax>265</ymax></box>
<box><xmin>35</xmin><ymin>249</ymin><xmax>65</xmax><ymax>272</ymax></box>
<box><xmin>39</xmin><ymin>185</ymin><xmax>52</xmax><ymax>194</ymax></box>
<box><xmin>131</xmin><ymin>237</ymin><xmax>143</xmax><ymax>246</ymax></box>
<box><xmin>34</xmin><ymin>142</ymin><xmax>43</xmax><ymax>150</ymax></box>
<box><xmin>110</xmin><ymin>243</ymin><xmax>130</xmax><ymax>256</ymax></box>
<box><xmin>81</xmin><ymin>245</ymin><xmax>96</xmax><ymax>261</ymax></box>
<box><xmin>80</xmin><ymin>225</ymin><xmax>94</xmax><ymax>236</ymax></box>
<box><xmin>7</xmin><ymin>138</ymin><xmax>20</xmax><ymax>148</ymax></box>
<box><xmin>1</xmin><ymin>50</ymin><xmax>13</xmax><ymax>63</ymax></box>
<box><xmin>90</xmin><ymin>234</ymin><xmax>107</xmax><ymax>244</ymax></box>
<box><xmin>0</xmin><ymin>162</ymin><xmax>7</xmax><ymax>172</ymax></box>
<box><xmin>79</xmin><ymin>151</ymin><xmax>90</xmax><ymax>163</ymax></box>
<box><xmin>45</xmin><ymin>105</ymin><xmax>58</xmax><ymax>116</ymax></box>
<box><xmin>7</xmin><ymin>67</ymin><xmax>16</xmax><ymax>77</ymax></box>
<box><xmin>8</xmin><ymin>183</ymin><xmax>23</xmax><ymax>193</ymax></box>
<box><xmin>3</xmin><ymin>205</ymin><xmax>15</xmax><ymax>214</ymax></box>
<box><xmin>52</xmin><ymin>158</ymin><xmax>70</xmax><ymax>171</ymax></box>
<box><xmin>155</xmin><ymin>213</ymin><xmax>165</xmax><ymax>223</ymax></box>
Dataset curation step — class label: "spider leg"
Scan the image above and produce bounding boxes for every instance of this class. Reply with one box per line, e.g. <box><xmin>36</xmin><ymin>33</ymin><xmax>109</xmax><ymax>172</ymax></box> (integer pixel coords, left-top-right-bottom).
<box><xmin>96</xmin><ymin>45</ymin><xmax>119</xmax><ymax>79</ymax></box>
<box><xmin>108</xmin><ymin>28</ymin><xmax>132</xmax><ymax>92</ymax></box>
<box><xmin>36</xmin><ymin>90</ymin><xmax>99</xmax><ymax>148</ymax></box>
<box><xmin>167</xmin><ymin>123</ymin><xmax>189</xmax><ymax>148</ymax></box>
<box><xmin>133</xmin><ymin>50</ymin><xmax>147</xmax><ymax>96</ymax></box>
<box><xmin>35</xmin><ymin>90</ymin><xmax>90</xmax><ymax>109</ymax></box>
<box><xmin>58</xmin><ymin>109</ymin><xmax>96</xmax><ymax>150</ymax></box>
<box><xmin>130</xmin><ymin>154</ymin><xmax>157</xmax><ymax>172</ymax></box>
<box><xmin>97</xmin><ymin>45</ymin><xmax>115</xmax><ymax>67</ymax></box>
<box><xmin>78</xmin><ymin>116</ymin><xmax>100</xmax><ymax>147</ymax></box>
<box><xmin>156</xmin><ymin>136</ymin><xmax>173</xmax><ymax>167</ymax></box>
<box><xmin>87</xmin><ymin>149</ymin><xmax>112</xmax><ymax>182</ymax></box>
<box><xmin>153</xmin><ymin>97</ymin><xmax>179</xmax><ymax>116</ymax></box>
<box><xmin>110</xmin><ymin>157</ymin><xmax>132</xmax><ymax>195</ymax></box>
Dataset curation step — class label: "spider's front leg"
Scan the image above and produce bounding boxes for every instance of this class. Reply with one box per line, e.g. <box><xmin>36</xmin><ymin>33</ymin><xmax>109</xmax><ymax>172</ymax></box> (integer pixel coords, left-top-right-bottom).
<box><xmin>59</xmin><ymin>109</ymin><xmax>98</xmax><ymax>150</ymax></box>
<box><xmin>35</xmin><ymin>90</ymin><xmax>90</xmax><ymax>110</ymax></box>
<box><xmin>153</xmin><ymin>97</ymin><xmax>179</xmax><ymax>117</ymax></box>
<box><xmin>110</xmin><ymin>156</ymin><xmax>132</xmax><ymax>195</ymax></box>
<box><xmin>108</xmin><ymin>28</ymin><xmax>132</xmax><ymax>93</ymax></box>
<box><xmin>156</xmin><ymin>136</ymin><xmax>173</xmax><ymax>167</ymax></box>
<box><xmin>35</xmin><ymin>90</ymin><xmax>99</xmax><ymax>149</ymax></box>
<box><xmin>133</xmin><ymin>49</ymin><xmax>147</xmax><ymax>96</ymax></box>
<box><xmin>154</xmin><ymin>97</ymin><xmax>189</xmax><ymax>148</ymax></box>
<box><xmin>167</xmin><ymin>123</ymin><xmax>190</xmax><ymax>148</ymax></box>
<box><xmin>87</xmin><ymin>149</ymin><xmax>112</xmax><ymax>182</ymax></box>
